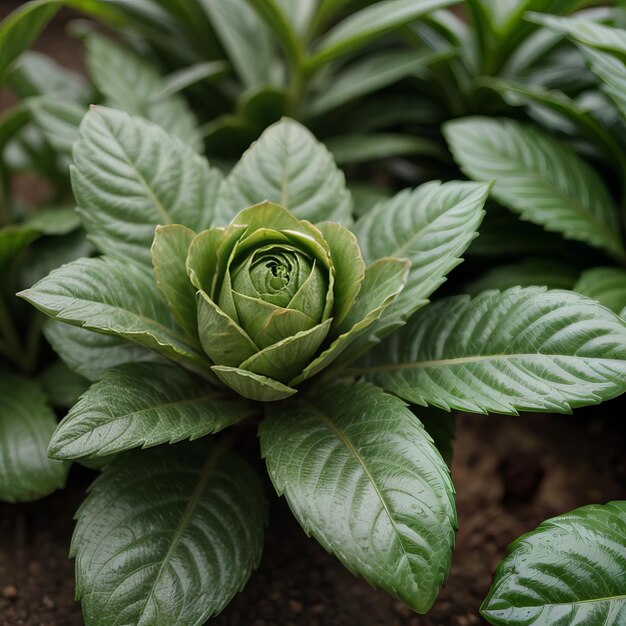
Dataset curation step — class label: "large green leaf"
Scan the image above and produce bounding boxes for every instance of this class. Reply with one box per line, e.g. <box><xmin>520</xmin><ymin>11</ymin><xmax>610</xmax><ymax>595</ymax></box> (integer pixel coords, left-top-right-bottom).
<box><xmin>44</xmin><ymin>321</ymin><xmax>159</xmax><ymax>382</ymax></box>
<box><xmin>358</xmin><ymin>287</ymin><xmax>626</xmax><ymax>415</ymax></box>
<box><xmin>0</xmin><ymin>374</ymin><xmax>68</xmax><ymax>502</ymax></box>
<box><xmin>354</xmin><ymin>181</ymin><xmax>488</xmax><ymax>340</ymax></box>
<box><xmin>20</xmin><ymin>256</ymin><xmax>211</xmax><ymax>377</ymax></box>
<box><xmin>444</xmin><ymin>117</ymin><xmax>625</xmax><ymax>260</ymax></box>
<box><xmin>72</xmin><ymin>107</ymin><xmax>222</xmax><ymax>265</ymax></box>
<box><xmin>0</xmin><ymin>0</ymin><xmax>59</xmax><ymax>86</ymax></box>
<box><xmin>214</xmin><ymin>118</ymin><xmax>352</xmax><ymax>226</ymax></box>
<box><xmin>574</xmin><ymin>267</ymin><xmax>626</xmax><ymax>314</ymax></box>
<box><xmin>85</xmin><ymin>32</ymin><xmax>201</xmax><ymax>150</ymax></box>
<box><xmin>72</xmin><ymin>442</ymin><xmax>267</xmax><ymax>626</ymax></box>
<box><xmin>199</xmin><ymin>0</ymin><xmax>273</xmax><ymax>88</ymax></box>
<box><xmin>482</xmin><ymin>501</ymin><xmax>626</xmax><ymax>625</ymax></box>
<box><xmin>260</xmin><ymin>382</ymin><xmax>456</xmax><ymax>614</ymax></box>
<box><xmin>310</xmin><ymin>0</ymin><xmax>456</xmax><ymax>67</ymax></box>
<box><xmin>49</xmin><ymin>362</ymin><xmax>256</xmax><ymax>460</ymax></box>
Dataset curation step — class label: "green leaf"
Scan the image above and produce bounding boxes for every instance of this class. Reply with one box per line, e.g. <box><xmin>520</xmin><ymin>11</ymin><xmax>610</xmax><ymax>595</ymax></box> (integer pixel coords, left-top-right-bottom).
<box><xmin>85</xmin><ymin>32</ymin><xmax>201</xmax><ymax>149</ymax></box>
<box><xmin>211</xmin><ymin>365</ymin><xmax>297</xmax><ymax>401</ymax></box>
<box><xmin>214</xmin><ymin>118</ymin><xmax>353</xmax><ymax>226</ymax></box>
<box><xmin>444</xmin><ymin>117</ymin><xmax>625</xmax><ymax>260</ymax></box>
<box><xmin>39</xmin><ymin>360</ymin><xmax>89</xmax><ymax>409</ymax></box>
<box><xmin>292</xmin><ymin>258</ymin><xmax>409</xmax><ymax>384</ymax></box>
<box><xmin>27</xmin><ymin>96</ymin><xmax>85</xmax><ymax>155</ymax></box>
<box><xmin>260</xmin><ymin>382</ymin><xmax>456</xmax><ymax>613</ymax></box>
<box><xmin>24</xmin><ymin>206</ymin><xmax>82</xmax><ymax>235</ymax></box>
<box><xmin>358</xmin><ymin>287</ymin><xmax>626</xmax><ymax>415</ymax></box>
<box><xmin>354</xmin><ymin>181</ymin><xmax>488</xmax><ymax>340</ymax></box>
<box><xmin>583</xmin><ymin>47</ymin><xmax>626</xmax><ymax>120</ymax></box>
<box><xmin>154</xmin><ymin>61</ymin><xmax>228</xmax><ymax>100</ymax></box>
<box><xmin>310</xmin><ymin>0</ymin><xmax>456</xmax><ymax>67</ymax></box>
<box><xmin>527</xmin><ymin>12</ymin><xmax>626</xmax><ymax>61</ymax></box>
<box><xmin>308</xmin><ymin>49</ymin><xmax>452</xmax><ymax>116</ymax></box>
<box><xmin>72</xmin><ymin>106</ymin><xmax>222</xmax><ymax>265</ymax></box>
<box><xmin>480</xmin><ymin>77</ymin><xmax>626</xmax><ymax>170</ymax></box>
<box><xmin>0</xmin><ymin>0</ymin><xmax>60</xmax><ymax>86</ymax></box>
<box><xmin>574</xmin><ymin>267</ymin><xmax>626</xmax><ymax>314</ymax></box>
<box><xmin>0</xmin><ymin>374</ymin><xmax>68</xmax><ymax>502</ymax></box>
<box><xmin>0</xmin><ymin>225</ymin><xmax>39</xmax><ymax>272</ymax></box>
<box><xmin>49</xmin><ymin>362</ymin><xmax>256</xmax><ymax>460</ymax></box>
<box><xmin>481</xmin><ymin>501</ymin><xmax>626</xmax><ymax>625</ymax></box>
<box><xmin>73</xmin><ymin>442</ymin><xmax>267</xmax><ymax>626</ymax></box>
<box><xmin>327</xmin><ymin>133</ymin><xmax>446</xmax><ymax>166</ymax></box>
<box><xmin>44</xmin><ymin>321</ymin><xmax>159</xmax><ymax>382</ymax></box>
<box><xmin>199</xmin><ymin>0</ymin><xmax>274</xmax><ymax>88</ymax></box>
<box><xmin>152</xmin><ymin>224</ymin><xmax>198</xmax><ymax>339</ymax></box>
<box><xmin>465</xmin><ymin>258</ymin><xmax>578</xmax><ymax>295</ymax></box>
<box><xmin>10</xmin><ymin>50</ymin><xmax>88</xmax><ymax>99</ymax></box>
<box><xmin>20</xmin><ymin>256</ymin><xmax>211</xmax><ymax>377</ymax></box>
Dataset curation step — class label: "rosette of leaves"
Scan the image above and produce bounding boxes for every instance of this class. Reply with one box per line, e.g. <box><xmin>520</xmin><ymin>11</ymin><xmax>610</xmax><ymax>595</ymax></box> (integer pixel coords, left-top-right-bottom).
<box><xmin>19</xmin><ymin>106</ymin><xmax>626</xmax><ymax>625</ymax></box>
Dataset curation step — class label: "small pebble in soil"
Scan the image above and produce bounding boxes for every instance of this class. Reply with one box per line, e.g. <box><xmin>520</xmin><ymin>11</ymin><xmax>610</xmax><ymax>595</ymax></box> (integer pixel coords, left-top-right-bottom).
<box><xmin>2</xmin><ymin>585</ymin><xmax>17</xmax><ymax>600</ymax></box>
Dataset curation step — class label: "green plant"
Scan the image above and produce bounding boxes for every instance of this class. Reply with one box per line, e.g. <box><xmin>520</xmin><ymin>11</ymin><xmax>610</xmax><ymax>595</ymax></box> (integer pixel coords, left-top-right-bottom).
<box><xmin>437</xmin><ymin>8</ymin><xmax>626</xmax><ymax>311</ymax></box>
<box><xmin>18</xmin><ymin>105</ymin><xmax>626</xmax><ymax>623</ymax></box>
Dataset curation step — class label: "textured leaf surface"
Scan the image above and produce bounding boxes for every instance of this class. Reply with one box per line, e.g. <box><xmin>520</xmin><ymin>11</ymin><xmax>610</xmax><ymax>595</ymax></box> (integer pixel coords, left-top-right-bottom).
<box><xmin>574</xmin><ymin>267</ymin><xmax>626</xmax><ymax>314</ymax></box>
<box><xmin>0</xmin><ymin>374</ymin><xmax>68</xmax><ymax>502</ymax></box>
<box><xmin>20</xmin><ymin>257</ymin><xmax>210</xmax><ymax>376</ymax></box>
<box><xmin>73</xmin><ymin>442</ymin><xmax>266</xmax><ymax>626</ymax></box>
<box><xmin>152</xmin><ymin>224</ymin><xmax>198</xmax><ymax>339</ymax></box>
<box><xmin>360</xmin><ymin>287</ymin><xmax>626</xmax><ymax>415</ymax></box>
<box><xmin>49</xmin><ymin>363</ymin><xmax>255</xmax><ymax>459</ymax></box>
<box><xmin>72</xmin><ymin>106</ymin><xmax>221</xmax><ymax>264</ymax></box>
<box><xmin>85</xmin><ymin>33</ymin><xmax>201</xmax><ymax>149</ymax></box>
<box><xmin>444</xmin><ymin>117</ymin><xmax>625</xmax><ymax>259</ymax></box>
<box><xmin>214</xmin><ymin>119</ymin><xmax>352</xmax><ymax>226</ymax></box>
<box><xmin>260</xmin><ymin>382</ymin><xmax>456</xmax><ymax>613</ymax></box>
<box><xmin>354</xmin><ymin>181</ymin><xmax>488</xmax><ymax>338</ymax></box>
<box><xmin>482</xmin><ymin>501</ymin><xmax>626</xmax><ymax>625</ymax></box>
<box><xmin>44</xmin><ymin>321</ymin><xmax>158</xmax><ymax>382</ymax></box>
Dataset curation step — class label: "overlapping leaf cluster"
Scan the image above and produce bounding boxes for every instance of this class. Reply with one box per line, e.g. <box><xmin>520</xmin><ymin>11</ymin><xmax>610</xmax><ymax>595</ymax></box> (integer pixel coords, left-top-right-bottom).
<box><xmin>17</xmin><ymin>101</ymin><xmax>626</xmax><ymax>625</ymax></box>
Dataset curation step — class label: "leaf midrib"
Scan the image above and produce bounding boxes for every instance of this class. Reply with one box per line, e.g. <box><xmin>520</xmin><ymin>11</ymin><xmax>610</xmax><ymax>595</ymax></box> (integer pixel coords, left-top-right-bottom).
<box><xmin>307</xmin><ymin>404</ymin><xmax>415</xmax><ymax>577</ymax></box>
<box><xmin>486</xmin><ymin>592</ymin><xmax>626</xmax><ymax>613</ymax></box>
<box><xmin>99</xmin><ymin>109</ymin><xmax>173</xmax><ymax>226</ymax></box>
<box><xmin>353</xmin><ymin>353</ymin><xmax>626</xmax><ymax>374</ymax></box>
<box><xmin>136</xmin><ymin>451</ymin><xmax>219</xmax><ymax>624</ymax></box>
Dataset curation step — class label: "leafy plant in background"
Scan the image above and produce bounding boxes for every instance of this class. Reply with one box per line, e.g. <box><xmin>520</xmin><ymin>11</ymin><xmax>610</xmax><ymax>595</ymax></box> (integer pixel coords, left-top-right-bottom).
<box><xmin>18</xmin><ymin>103</ymin><xmax>626</xmax><ymax>624</ymax></box>
<box><xmin>443</xmin><ymin>9</ymin><xmax>626</xmax><ymax>320</ymax></box>
<box><xmin>0</xmin><ymin>0</ymin><xmax>94</xmax><ymax>503</ymax></box>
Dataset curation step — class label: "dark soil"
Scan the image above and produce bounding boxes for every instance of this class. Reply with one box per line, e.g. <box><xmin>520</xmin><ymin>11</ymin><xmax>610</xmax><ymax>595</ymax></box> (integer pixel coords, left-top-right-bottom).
<box><xmin>2</xmin><ymin>409</ymin><xmax>625</xmax><ymax>626</ymax></box>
